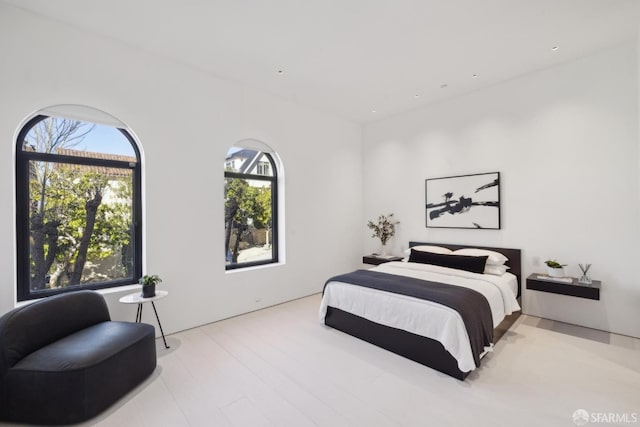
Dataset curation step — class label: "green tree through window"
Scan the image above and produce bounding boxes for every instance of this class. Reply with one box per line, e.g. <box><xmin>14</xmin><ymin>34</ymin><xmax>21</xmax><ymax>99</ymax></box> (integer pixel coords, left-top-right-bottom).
<box><xmin>16</xmin><ymin>114</ymin><xmax>141</xmax><ymax>300</ymax></box>
<box><xmin>224</xmin><ymin>147</ymin><xmax>278</xmax><ymax>269</ymax></box>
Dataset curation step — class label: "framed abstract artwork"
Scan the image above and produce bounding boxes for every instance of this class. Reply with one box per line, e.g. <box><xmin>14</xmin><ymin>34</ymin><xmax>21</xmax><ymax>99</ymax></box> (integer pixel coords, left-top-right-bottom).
<box><xmin>425</xmin><ymin>172</ymin><xmax>501</xmax><ymax>229</ymax></box>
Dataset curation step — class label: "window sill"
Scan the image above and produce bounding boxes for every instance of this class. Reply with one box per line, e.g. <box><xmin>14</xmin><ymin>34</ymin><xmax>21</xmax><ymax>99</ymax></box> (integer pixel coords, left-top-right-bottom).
<box><xmin>15</xmin><ymin>284</ymin><xmax>142</xmax><ymax>308</ymax></box>
<box><xmin>97</xmin><ymin>283</ymin><xmax>141</xmax><ymax>295</ymax></box>
<box><xmin>225</xmin><ymin>262</ymin><xmax>284</xmax><ymax>274</ymax></box>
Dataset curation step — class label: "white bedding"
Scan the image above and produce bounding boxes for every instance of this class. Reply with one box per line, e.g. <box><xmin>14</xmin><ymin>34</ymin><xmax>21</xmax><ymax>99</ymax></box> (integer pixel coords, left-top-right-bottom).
<box><xmin>319</xmin><ymin>261</ymin><xmax>521</xmax><ymax>373</ymax></box>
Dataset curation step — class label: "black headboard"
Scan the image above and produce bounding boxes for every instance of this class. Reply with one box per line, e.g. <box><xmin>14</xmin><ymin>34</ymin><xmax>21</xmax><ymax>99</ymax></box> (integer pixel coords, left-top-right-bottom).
<box><xmin>408</xmin><ymin>241</ymin><xmax>522</xmax><ymax>299</ymax></box>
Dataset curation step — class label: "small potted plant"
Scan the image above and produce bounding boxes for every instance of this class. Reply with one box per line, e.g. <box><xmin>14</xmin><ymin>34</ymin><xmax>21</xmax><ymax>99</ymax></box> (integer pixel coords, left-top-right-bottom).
<box><xmin>367</xmin><ymin>213</ymin><xmax>399</xmax><ymax>256</ymax></box>
<box><xmin>545</xmin><ymin>260</ymin><xmax>567</xmax><ymax>278</ymax></box>
<box><xmin>139</xmin><ymin>274</ymin><xmax>162</xmax><ymax>298</ymax></box>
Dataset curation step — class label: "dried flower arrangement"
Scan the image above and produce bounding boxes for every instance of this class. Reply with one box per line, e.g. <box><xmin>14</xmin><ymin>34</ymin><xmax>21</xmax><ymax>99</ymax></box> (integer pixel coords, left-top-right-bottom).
<box><xmin>367</xmin><ymin>214</ymin><xmax>399</xmax><ymax>245</ymax></box>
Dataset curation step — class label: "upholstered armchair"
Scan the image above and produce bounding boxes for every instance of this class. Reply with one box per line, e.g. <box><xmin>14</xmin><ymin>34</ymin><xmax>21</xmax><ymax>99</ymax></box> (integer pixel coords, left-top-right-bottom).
<box><xmin>0</xmin><ymin>290</ymin><xmax>157</xmax><ymax>425</ymax></box>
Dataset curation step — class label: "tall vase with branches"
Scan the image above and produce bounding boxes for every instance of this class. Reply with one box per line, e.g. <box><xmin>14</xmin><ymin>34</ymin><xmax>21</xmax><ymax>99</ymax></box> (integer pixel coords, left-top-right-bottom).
<box><xmin>367</xmin><ymin>214</ymin><xmax>399</xmax><ymax>256</ymax></box>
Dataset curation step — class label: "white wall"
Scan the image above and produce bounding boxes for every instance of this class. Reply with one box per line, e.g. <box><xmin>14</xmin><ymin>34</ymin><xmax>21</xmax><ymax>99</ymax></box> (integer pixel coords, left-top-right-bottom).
<box><xmin>2</xmin><ymin>3</ymin><xmax>638</xmax><ymax>340</ymax></box>
<box><xmin>0</xmin><ymin>4</ymin><xmax>363</xmax><ymax>333</ymax></box>
<box><xmin>363</xmin><ymin>42</ymin><xmax>640</xmax><ymax>338</ymax></box>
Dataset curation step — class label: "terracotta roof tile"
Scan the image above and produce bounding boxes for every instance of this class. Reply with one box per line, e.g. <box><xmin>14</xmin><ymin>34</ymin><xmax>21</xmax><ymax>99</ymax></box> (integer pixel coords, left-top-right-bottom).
<box><xmin>54</xmin><ymin>148</ymin><xmax>137</xmax><ymax>178</ymax></box>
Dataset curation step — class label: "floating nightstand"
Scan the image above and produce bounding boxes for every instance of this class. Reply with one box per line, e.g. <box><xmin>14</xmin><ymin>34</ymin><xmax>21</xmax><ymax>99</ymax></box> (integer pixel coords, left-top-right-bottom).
<box><xmin>363</xmin><ymin>255</ymin><xmax>403</xmax><ymax>265</ymax></box>
<box><xmin>526</xmin><ymin>273</ymin><xmax>600</xmax><ymax>300</ymax></box>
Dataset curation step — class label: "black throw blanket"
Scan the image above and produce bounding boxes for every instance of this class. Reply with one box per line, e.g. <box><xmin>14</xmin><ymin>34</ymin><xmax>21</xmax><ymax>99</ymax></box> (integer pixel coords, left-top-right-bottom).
<box><xmin>324</xmin><ymin>269</ymin><xmax>493</xmax><ymax>368</ymax></box>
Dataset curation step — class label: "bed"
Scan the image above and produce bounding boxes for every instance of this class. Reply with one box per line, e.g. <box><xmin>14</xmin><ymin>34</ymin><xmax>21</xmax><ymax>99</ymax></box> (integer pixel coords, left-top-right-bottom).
<box><xmin>319</xmin><ymin>242</ymin><xmax>522</xmax><ymax>380</ymax></box>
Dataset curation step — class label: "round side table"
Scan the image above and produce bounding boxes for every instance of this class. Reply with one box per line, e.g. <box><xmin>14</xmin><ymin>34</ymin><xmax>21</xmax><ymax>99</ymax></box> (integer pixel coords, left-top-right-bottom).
<box><xmin>119</xmin><ymin>290</ymin><xmax>170</xmax><ymax>349</ymax></box>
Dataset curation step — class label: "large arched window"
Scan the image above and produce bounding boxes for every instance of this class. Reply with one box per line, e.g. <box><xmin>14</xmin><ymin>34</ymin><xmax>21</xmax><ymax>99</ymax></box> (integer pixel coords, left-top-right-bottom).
<box><xmin>224</xmin><ymin>143</ymin><xmax>278</xmax><ymax>270</ymax></box>
<box><xmin>16</xmin><ymin>109</ymin><xmax>142</xmax><ymax>301</ymax></box>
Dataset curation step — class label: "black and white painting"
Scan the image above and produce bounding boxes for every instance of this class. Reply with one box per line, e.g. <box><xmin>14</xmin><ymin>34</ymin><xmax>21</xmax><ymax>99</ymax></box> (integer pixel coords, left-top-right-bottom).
<box><xmin>425</xmin><ymin>172</ymin><xmax>500</xmax><ymax>229</ymax></box>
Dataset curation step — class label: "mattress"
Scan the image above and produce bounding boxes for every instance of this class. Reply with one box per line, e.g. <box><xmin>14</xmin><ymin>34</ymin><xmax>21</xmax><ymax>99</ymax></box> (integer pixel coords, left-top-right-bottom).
<box><xmin>319</xmin><ymin>261</ymin><xmax>521</xmax><ymax>373</ymax></box>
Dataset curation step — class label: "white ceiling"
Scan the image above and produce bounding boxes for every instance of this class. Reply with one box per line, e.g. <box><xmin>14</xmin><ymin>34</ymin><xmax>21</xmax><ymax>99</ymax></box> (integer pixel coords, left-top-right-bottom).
<box><xmin>4</xmin><ymin>0</ymin><xmax>640</xmax><ymax>122</ymax></box>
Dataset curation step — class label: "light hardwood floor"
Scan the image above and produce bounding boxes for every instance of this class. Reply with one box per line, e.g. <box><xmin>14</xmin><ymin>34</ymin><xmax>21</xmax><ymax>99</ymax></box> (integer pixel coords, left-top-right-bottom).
<box><xmin>6</xmin><ymin>294</ymin><xmax>640</xmax><ymax>426</ymax></box>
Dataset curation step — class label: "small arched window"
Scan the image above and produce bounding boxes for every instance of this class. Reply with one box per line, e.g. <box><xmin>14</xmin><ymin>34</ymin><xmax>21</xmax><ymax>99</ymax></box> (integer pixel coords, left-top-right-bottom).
<box><xmin>224</xmin><ymin>143</ymin><xmax>279</xmax><ymax>270</ymax></box>
<box><xmin>15</xmin><ymin>108</ymin><xmax>142</xmax><ymax>301</ymax></box>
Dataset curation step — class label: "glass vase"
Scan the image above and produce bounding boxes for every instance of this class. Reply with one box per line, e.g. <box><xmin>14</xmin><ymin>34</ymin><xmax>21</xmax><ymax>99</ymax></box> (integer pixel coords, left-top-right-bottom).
<box><xmin>380</xmin><ymin>243</ymin><xmax>389</xmax><ymax>256</ymax></box>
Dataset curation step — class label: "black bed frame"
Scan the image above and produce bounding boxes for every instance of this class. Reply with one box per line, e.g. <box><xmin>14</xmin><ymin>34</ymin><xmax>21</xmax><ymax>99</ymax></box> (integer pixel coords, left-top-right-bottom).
<box><xmin>324</xmin><ymin>242</ymin><xmax>522</xmax><ymax>380</ymax></box>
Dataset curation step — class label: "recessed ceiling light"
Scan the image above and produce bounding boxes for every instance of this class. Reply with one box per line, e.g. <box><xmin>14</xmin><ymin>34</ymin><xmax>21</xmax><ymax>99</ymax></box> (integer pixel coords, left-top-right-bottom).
<box><xmin>414</xmin><ymin>94</ymin><xmax>420</xmax><ymax>99</ymax></box>
<box><xmin>551</xmin><ymin>46</ymin><xmax>559</xmax><ymax>51</ymax></box>
<box><xmin>277</xmin><ymin>69</ymin><xmax>284</xmax><ymax>75</ymax></box>
<box><xmin>472</xmin><ymin>74</ymin><xmax>478</xmax><ymax>78</ymax></box>
<box><xmin>440</xmin><ymin>84</ymin><xmax>448</xmax><ymax>89</ymax></box>
<box><xmin>371</xmin><ymin>109</ymin><xmax>377</xmax><ymax>113</ymax></box>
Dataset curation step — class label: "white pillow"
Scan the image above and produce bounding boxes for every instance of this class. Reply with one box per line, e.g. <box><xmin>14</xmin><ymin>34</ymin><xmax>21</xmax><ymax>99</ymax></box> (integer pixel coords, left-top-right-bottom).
<box><xmin>484</xmin><ymin>264</ymin><xmax>510</xmax><ymax>276</ymax></box>
<box><xmin>402</xmin><ymin>245</ymin><xmax>453</xmax><ymax>262</ymax></box>
<box><xmin>452</xmin><ymin>248</ymin><xmax>508</xmax><ymax>266</ymax></box>
<box><xmin>403</xmin><ymin>245</ymin><xmax>453</xmax><ymax>256</ymax></box>
<box><xmin>404</xmin><ymin>245</ymin><xmax>453</xmax><ymax>255</ymax></box>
